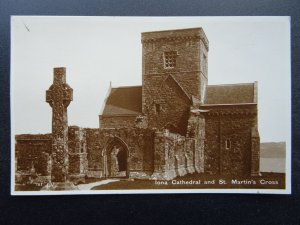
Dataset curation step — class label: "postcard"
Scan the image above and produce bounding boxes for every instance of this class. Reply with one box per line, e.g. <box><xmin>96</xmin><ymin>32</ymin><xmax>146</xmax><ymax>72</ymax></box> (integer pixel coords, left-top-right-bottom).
<box><xmin>11</xmin><ymin>16</ymin><xmax>291</xmax><ymax>195</ymax></box>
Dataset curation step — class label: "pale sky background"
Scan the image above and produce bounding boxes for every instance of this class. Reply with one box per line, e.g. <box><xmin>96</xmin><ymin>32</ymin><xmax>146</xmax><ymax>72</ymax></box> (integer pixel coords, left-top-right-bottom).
<box><xmin>11</xmin><ymin>16</ymin><xmax>291</xmax><ymax>142</ymax></box>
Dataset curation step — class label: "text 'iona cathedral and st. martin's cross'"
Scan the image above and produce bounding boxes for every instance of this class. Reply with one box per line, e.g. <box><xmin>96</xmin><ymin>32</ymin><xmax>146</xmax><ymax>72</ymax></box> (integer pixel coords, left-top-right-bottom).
<box><xmin>15</xmin><ymin>27</ymin><xmax>260</xmax><ymax>190</ymax></box>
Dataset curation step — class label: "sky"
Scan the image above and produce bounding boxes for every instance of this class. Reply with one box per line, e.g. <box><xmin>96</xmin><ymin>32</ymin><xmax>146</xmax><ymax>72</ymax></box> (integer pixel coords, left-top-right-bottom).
<box><xmin>11</xmin><ymin>16</ymin><xmax>291</xmax><ymax>142</ymax></box>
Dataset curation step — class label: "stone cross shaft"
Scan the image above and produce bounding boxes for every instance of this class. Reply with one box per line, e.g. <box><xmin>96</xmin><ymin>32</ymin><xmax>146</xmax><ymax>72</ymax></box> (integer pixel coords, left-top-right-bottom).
<box><xmin>46</xmin><ymin>67</ymin><xmax>73</xmax><ymax>182</ymax></box>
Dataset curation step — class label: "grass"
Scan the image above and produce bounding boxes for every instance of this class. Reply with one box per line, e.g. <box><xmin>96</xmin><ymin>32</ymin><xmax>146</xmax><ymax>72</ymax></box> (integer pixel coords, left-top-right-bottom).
<box><xmin>15</xmin><ymin>184</ymin><xmax>42</xmax><ymax>191</ymax></box>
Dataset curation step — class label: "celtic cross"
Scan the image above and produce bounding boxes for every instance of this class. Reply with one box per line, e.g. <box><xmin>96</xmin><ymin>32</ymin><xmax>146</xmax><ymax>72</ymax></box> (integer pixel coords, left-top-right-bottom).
<box><xmin>46</xmin><ymin>67</ymin><xmax>73</xmax><ymax>183</ymax></box>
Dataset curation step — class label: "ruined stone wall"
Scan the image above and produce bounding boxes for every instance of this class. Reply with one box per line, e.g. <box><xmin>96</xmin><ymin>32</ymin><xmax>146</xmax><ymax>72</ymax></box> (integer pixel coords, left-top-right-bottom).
<box><xmin>68</xmin><ymin>126</ymin><xmax>87</xmax><ymax>176</ymax></box>
<box><xmin>15</xmin><ymin>134</ymin><xmax>52</xmax><ymax>176</ymax></box>
<box><xmin>151</xmin><ymin>130</ymin><xmax>198</xmax><ymax>180</ymax></box>
<box><xmin>202</xmin><ymin>105</ymin><xmax>258</xmax><ymax>176</ymax></box>
<box><xmin>85</xmin><ymin>128</ymin><xmax>102</xmax><ymax>177</ymax></box>
<box><xmin>86</xmin><ymin>127</ymin><xmax>155</xmax><ymax>179</ymax></box>
<box><xmin>187</xmin><ymin>111</ymin><xmax>205</xmax><ymax>173</ymax></box>
<box><xmin>16</xmin><ymin>126</ymin><xmax>89</xmax><ymax>180</ymax></box>
<box><xmin>99</xmin><ymin>115</ymin><xmax>137</xmax><ymax>129</ymax></box>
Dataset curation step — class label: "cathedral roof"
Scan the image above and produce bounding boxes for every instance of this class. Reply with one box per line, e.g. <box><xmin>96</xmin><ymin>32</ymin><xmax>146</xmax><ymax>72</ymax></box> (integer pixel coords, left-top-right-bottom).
<box><xmin>204</xmin><ymin>82</ymin><xmax>257</xmax><ymax>104</ymax></box>
<box><xmin>101</xmin><ymin>86</ymin><xmax>142</xmax><ymax>116</ymax></box>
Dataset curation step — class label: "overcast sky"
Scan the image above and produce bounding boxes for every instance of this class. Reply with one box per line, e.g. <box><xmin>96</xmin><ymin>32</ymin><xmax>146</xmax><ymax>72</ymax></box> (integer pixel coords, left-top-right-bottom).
<box><xmin>11</xmin><ymin>16</ymin><xmax>290</xmax><ymax>142</ymax></box>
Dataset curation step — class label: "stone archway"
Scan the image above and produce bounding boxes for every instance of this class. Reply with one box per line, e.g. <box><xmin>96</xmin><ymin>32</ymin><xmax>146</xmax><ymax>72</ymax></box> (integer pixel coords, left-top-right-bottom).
<box><xmin>103</xmin><ymin>138</ymin><xmax>129</xmax><ymax>178</ymax></box>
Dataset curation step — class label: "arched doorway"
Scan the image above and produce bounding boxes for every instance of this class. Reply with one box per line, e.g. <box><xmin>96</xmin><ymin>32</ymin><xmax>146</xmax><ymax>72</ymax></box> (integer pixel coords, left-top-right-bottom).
<box><xmin>104</xmin><ymin>138</ymin><xmax>129</xmax><ymax>178</ymax></box>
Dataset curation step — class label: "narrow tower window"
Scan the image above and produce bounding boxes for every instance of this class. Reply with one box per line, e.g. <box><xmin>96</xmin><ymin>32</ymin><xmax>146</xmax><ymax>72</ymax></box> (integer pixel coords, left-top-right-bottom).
<box><xmin>202</xmin><ymin>54</ymin><xmax>207</xmax><ymax>75</ymax></box>
<box><xmin>164</xmin><ymin>51</ymin><xmax>177</xmax><ymax>69</ymax></box>
<box><xmin>155</xmin><ymin>103</ymin><xmax>161</xmax><ymax>114</ymax></box>
<box><xmin>225</xmin><ymin>139</ymin><xmax>231</xmax><ymax>150</ymax></box>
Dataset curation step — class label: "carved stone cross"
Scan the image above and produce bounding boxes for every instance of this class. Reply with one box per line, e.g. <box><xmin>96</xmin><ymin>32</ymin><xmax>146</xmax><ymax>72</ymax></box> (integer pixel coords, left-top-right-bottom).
<box><xmin>46</xmin><ymin>67</ymin><xmax>73</xmax><ymax>183</ymax></box>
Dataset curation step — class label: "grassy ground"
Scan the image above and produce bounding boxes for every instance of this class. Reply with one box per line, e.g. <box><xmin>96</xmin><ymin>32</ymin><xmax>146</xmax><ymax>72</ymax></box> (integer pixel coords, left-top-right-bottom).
<box><xmin>91</xmin><ymin>172</ymin><xmax>285</xmax><ymax>190</ymax></box>
<box><xmin>15</xmin><ymin>184</ymin><xmax>43</xmax><ymax>191</ymax></box>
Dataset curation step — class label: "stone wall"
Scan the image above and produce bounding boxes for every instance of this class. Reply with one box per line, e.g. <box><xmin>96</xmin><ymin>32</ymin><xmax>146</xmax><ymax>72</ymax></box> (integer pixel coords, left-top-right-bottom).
<box><xmin>99</xmin><ymin>115</ymin><xmax>137</xmax><ymax>129</ymax></box>
<box><xmin>68</xmin><ymin>126</ymin><xmax>88</xmax><ymax>178</ymax></box>
<box><xmin>251</xmin><ymin>126</ymin><xmax>260</xmax><ymax>176</ymax></box>
<box><xmin>145</xmin><ymin>74</ymin><xmax>192</xmax><ymax>135</ymax></box>
<box><xmin>15</xmin><ymin>134</ymin><xmax>52</xmax><ymax>176</ymax></box>
<box><xmin>151</xmin><ymin>129</ymin><xmax>199</xmax><ymax>180</ymax></box>
<box><xmin>85</xmin><ymin>128</ymin><xmax>102</xmax><ymax>177</ymax></box>
<box><xmin>202</xmin><ymin>104</ymin><xmax>258</xmax><ymax>176</ymax></box>
<box><xmin>16</xmin><ymin>127</ymin><xmax>89</xmax><ymax>182</ymax></box>
<box><xmin>187</xmin><ymin>110</ymin><xmax>205</xmax><ymax>173</ymax></box>
<box><xmin>141</xmin><ymin>28</ymin><xmax>208</xmax><ymax>76</ymax></box>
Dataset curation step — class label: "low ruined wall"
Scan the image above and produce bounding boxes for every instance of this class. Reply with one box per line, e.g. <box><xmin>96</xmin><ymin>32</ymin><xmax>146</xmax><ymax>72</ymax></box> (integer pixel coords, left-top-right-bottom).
<box><xmin>151</xmin><ymin>130</ymin><xmax>198</xmax><ymax>180</ymax></box>
<box><xmin>85</xmin><ymin>128</ymin><xmax>102</xmax><ymax>174</ymax></box>
<box><xmin>16</xmin><ymin>127</ymin><xmax>89</xmax><ymax>181</ymax></box>
<box><xmin>187</xmin><ymin>112</ymin><xmax>205</xmax><ymax>173</ymax></box>
<box><xmin>68</xmin><ymin>126</ymin><xmax>88</xmax><ymax>175</ymax></box>
<box><xmin>15</xmin><ymin>134</ymin><xmax>52</xmax><ymax>176</ymax></box>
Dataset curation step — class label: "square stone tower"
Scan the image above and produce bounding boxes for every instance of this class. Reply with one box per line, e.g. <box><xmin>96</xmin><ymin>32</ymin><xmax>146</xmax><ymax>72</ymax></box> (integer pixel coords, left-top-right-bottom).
<box><xmin>141</xmin><ymin>28</ymin><xmax>209</xmax><ymax>134</ymax></box>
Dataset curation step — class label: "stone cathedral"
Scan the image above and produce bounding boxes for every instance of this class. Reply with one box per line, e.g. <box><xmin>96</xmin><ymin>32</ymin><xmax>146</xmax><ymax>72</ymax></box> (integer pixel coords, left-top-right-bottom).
<box><xmin>15</xmin><ymin>28</ymin><xmax>260</xmax><ymax>188</ymax></box>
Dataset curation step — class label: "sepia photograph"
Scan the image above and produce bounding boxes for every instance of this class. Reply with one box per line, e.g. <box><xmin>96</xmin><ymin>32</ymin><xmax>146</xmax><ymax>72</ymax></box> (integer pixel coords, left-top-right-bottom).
<box><xmin>11</xmin><ymin>16</ymin><xmax>291</xmax><ymax>194</ymax></box>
